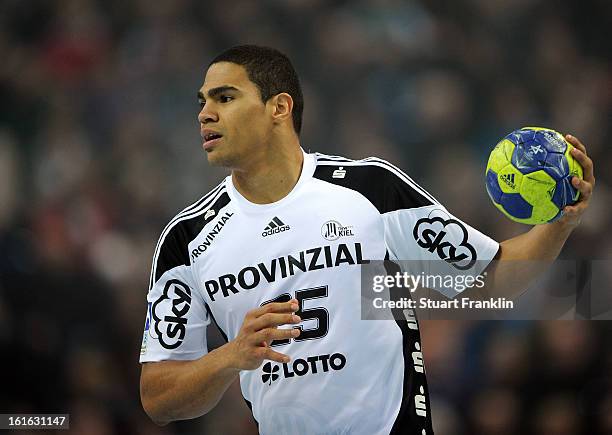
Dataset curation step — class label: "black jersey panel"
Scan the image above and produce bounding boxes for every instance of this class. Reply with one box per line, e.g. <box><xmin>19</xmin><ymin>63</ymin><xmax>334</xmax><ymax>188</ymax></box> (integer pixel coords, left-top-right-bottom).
<box><xmin>154</xmin><ymin>192</ymin><xmax>231</xmax><ymax>283</ymax></box>
<box><xmin>313</xmin><ymin>162</ymin><xmax>434</xmax><ymax>214</ymax></box>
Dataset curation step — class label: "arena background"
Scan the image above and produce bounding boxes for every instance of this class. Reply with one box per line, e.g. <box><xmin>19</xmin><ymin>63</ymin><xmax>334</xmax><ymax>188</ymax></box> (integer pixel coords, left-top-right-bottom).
<box><xmin>0</xmin><ymin>0</ymin><xmax>610</xmax><ymax>434</ymax></box>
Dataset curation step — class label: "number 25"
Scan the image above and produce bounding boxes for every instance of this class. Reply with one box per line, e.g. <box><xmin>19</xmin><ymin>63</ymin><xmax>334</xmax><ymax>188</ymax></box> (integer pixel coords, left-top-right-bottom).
<box><xmin>260</xmin><ymin>285</ymin><xmax>329</xmax><ymax>347</ymax></box>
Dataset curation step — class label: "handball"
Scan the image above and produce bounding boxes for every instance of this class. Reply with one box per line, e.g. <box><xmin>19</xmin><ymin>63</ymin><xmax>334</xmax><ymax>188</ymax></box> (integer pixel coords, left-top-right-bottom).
<box><xmin>485</xmin><ymin>127</ymin><xmax>583</xmax><ymax>224</ymax></box>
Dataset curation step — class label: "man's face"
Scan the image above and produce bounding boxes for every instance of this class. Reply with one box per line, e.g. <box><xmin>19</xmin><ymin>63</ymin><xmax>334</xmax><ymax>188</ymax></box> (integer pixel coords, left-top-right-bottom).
<box><xmin>198</xmin><ymin>62</ymin><xmax>272</xmax><ymax>168</ymax></box>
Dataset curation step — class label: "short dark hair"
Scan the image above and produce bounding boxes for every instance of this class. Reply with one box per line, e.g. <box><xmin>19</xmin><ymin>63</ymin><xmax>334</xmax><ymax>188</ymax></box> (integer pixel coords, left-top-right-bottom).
<box><xmin>210</xmin><ymin>45</ymin><xmax>304</xmax><ymax>135</ymax></box>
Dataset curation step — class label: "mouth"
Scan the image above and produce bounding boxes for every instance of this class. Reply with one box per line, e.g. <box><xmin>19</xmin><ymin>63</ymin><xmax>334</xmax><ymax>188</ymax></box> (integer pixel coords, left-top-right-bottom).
<box><xmin>202</xmin><ymin>131</ymin><xmax>223</xmax><ymax>151</ymax></box>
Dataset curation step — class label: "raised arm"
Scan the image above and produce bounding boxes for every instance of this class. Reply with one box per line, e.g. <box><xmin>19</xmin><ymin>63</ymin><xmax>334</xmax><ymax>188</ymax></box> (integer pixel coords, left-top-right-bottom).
<box><xmin>470</xmin><ymin>134</ymin><xmax>595</xmax><ymax>300</ymax></box>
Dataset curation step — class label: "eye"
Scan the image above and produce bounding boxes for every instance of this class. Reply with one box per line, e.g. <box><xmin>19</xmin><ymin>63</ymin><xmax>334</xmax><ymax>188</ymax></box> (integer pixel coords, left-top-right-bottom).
<box><xmin>198</xmin><ymin>100</ymin><xmax>205</xmax><ymax>109</ymax></box>
<box><xmin>219</xmin><ymin>95</ymin><xmax>233</xmax><ymax>103</ymax></box>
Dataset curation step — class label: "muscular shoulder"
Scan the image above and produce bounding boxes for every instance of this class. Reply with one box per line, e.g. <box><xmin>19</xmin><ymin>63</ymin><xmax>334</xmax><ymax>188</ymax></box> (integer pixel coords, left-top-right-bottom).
<box><xmin>149</xmin><ymin>181</ymin><xmax>230</xmax><ymax>289</ymax></box>
<box><xmin>312</xmin><ymin>152</ymin><xmax>438</xmax><ymax>214</ymax></box>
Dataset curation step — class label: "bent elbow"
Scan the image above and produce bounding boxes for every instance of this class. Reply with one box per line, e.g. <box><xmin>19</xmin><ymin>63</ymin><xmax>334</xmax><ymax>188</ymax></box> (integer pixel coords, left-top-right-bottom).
<box><xmin>140</xmin><ymin>381</ymin><xmax>173</xmax><ymax>426</ymax></box>
<box><xmin>141</xmin><ymin>391</ymin><xmax>215</xmax><ymax>425</ymax></box>
<box><xmin>141</xmin><ymin>394</ymin><xmax>171</xmax><ymax>426</ymax></box>
<box><xmin>139</xmin><ymin>360</ymin><xmax>219</xmax><ymax>423</ymax></box>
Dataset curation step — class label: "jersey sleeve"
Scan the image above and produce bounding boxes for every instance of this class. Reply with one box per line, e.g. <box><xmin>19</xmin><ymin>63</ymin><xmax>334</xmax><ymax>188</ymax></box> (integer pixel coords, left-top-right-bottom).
<box><xmin>140</xmin><ymin>224</ymin><xmax>210</xmax><ymax>363</ymax></box>
<box><xmin>378</xmin><ymin>162</ymin><xmax>499</xmax><ymax>298</ymax></box>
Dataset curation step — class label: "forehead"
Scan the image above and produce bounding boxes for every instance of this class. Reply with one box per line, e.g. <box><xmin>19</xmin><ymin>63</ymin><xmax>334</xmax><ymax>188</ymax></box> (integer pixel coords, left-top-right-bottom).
<box><xmin>201</xmin><ymin>62</ymin><xmax>256</xmax><ymax>94</ymax></box>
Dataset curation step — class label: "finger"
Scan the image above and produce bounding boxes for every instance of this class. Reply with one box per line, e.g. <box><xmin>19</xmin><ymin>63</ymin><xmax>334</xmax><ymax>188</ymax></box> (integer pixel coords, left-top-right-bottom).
<box><xmin>258</xmin><ymin>347</ymin><xmax>291</xmax><ymax>364</ymax></box>
<box><xmin>565</xmin><ymin>134</ymin><xmax>587</xmax><ymax>155</ymax></box>
<box><xmin>251</xmin><ymin>327</ymin><xmax>300</xmax><ymax>345</ymax></box>
<box><xmin>247</xmin><ymin>299</ymin><xmax>299</xmax><ymax>319</ymax></box>
<box><xmin>250</xmin><ymin>312</ymin><xmax>302</xmax><ymax>332</ymax></box>
<box><xmin>570</xmin><ymin>147</ymin><xmax>595</xmax><ymax>183</ymax></box>
<box><xmin>571</xmin><ymin>177</ymin><xmax>593</xmax><ymax>200</ymax></box>
<box><xmin>563</xmin><ymin>204</ymin><xmax>584</xmax><ymax>218</ymax></box>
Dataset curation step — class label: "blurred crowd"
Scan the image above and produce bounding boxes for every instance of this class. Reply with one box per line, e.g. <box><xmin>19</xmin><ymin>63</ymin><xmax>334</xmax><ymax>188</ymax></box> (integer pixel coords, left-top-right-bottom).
<box><xmin>0</xmin><ymin>0</ymin><xmax>610</xmax><ymax>434</ymax></box>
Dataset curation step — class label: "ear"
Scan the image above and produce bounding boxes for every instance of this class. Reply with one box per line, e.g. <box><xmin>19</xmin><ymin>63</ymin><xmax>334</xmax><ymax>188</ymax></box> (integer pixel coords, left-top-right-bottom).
<box><xmin>269</xmin><ymin>93</ymin><xmax>294</xmax><ymax>125</ymax></box>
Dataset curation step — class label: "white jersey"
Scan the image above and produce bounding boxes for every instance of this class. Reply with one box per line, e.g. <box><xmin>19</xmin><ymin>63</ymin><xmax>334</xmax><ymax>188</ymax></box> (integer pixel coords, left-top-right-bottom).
<box><xmin>140</xmin><ymin>150</ymin><xmax>499</xmax><ymax>435</ymax></box>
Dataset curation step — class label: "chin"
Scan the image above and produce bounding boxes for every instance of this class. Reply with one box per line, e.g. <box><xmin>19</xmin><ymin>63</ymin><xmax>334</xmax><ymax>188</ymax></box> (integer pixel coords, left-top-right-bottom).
<box><xmin>206</xmin><ymin>149</ymin><xmax>235</xmax><ymax>168</ymax></box>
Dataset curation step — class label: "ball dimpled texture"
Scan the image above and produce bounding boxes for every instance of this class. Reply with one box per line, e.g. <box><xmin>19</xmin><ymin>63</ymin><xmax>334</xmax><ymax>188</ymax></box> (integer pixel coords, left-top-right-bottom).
<box><xmin>485</xmin><ymin>127</ymin><xmax>583</xmax><ymax>225</ymax></box>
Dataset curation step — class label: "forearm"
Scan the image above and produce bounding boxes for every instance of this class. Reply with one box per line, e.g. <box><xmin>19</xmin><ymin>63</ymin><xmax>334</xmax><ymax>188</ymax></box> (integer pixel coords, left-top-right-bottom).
<box><xmin>141</xmin><ymin>343</ymin><xmax>240</xmax><ymax>425</ymax></box>
<box><xmin>498</xmin><ymin>220</ymin><xmax>574</xmax><ymax>261</ymax></box>
<box><xmin>140</xmin><ymin>300</ymin><xmax>300</xmax><ymax>426</ymax></box>
<box><xmin>472</xmin><ymin>221</ymin><xmax>575</xmax><ymax>300</ymax></box>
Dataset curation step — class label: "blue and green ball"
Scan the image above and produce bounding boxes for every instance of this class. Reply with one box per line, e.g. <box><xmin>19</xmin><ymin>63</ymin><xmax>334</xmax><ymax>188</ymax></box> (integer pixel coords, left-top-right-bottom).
<box><xmin>485</xmin><ymin>127</ymin><xmax>583</xmax><ymax>225</ymax></box>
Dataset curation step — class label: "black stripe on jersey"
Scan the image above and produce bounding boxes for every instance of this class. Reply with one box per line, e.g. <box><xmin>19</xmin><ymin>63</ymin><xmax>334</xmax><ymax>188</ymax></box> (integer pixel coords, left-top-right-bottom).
<box><xmin>243</xmin><ymin>398</ymin><xmax>260</xmax><ymax>430</ymax></box>
<box><xmin>149</xmin><ymin>182</ymin><xmax>226</xmax><ymax>289</ymax></box>
<box><xmin>314</xmin><ymin>154</ymin><xmax>353</xmax><ymax>162</ymax></box>
<box><xmin>153</xmin><ymin>182</ymin><xmax>225</xmax><ymax>257</ymax></box>
<box><xmin>316</xmin><ymin>154</ymin><xmax>439</xmax><ymax>205</ymax></box>
<box><xmin>152</xmin><ymin>191</ymin><xmax>231</xmax><ymax>284</ymax></box>
<box><xmin>204</xmin><ymin>302</ymin><xmax>229</xmax><ymax>344</ymax></box>
<box><xmin>206</xmin><ymin>303</ymin><xmax>254</xmax><ymax>428</ymax></box>
<box><xmin>206</xmin><ymin>301</ymin><xmax>254</xmax><ymax>430</ymax></box>
<box><xmin>384</xmin><ymin>256</ymin><xmax>434</xmax><ymax>435</ymax></box>
<box><xmin>313</xmin><ymin>159</ymin><xmax>434</xmax><ymax>213</ymax></box>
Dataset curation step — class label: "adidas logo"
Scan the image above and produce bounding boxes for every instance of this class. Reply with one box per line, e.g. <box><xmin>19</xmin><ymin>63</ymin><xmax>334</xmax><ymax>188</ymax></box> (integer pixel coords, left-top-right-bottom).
<box><xmin>332</xmin><ymin>167</ymin><xmax>346</xmax><ymax>179</ymax></box>
<box><xmin>500</xmin><ymin>173</ymin><xmax>516</xmax><ymax>189</ymax></box>
<box><xmin>262</xmin><ymin>217</ymin><xmax>291</xmax><ymax>237</ymax></box>
<box><xmin>530</xmin><ymin>144</ymin><xmax>544</xmax><ymax>155</ymax></box>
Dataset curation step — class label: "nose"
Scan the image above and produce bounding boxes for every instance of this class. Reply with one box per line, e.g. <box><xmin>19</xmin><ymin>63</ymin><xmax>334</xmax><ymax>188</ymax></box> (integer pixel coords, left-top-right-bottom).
<box><xmin>198</xmin><ymin>103</ymin><xmax>218</xmax><ymax>124</ymax></box>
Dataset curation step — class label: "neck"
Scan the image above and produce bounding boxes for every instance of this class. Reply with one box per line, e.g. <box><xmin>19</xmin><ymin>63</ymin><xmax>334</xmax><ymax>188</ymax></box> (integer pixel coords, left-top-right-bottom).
<box><xmin>231</xmin><ymin>139</ymin><xmax>304</xmax><ymax>204</ymax></box>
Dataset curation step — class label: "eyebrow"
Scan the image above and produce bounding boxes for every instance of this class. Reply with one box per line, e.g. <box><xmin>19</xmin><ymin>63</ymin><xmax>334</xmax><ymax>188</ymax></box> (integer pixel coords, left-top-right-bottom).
<box><xmin>197</xmin><ymin>85</ymin><xmax>240</xmax><ymax>100</ymax></box>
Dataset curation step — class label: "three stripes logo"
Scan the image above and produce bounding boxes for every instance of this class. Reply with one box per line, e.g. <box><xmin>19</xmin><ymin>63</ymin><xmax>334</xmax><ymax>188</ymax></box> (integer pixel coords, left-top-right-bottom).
<box><xmin>262</xmin><ymin>217</ymin><xmax>291</xmax><ymax>237</ymax></box>
<box><xmin>500</xmin><ymin>173</ymin><xmax>517</xmax><ymax>190</ymax></box>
